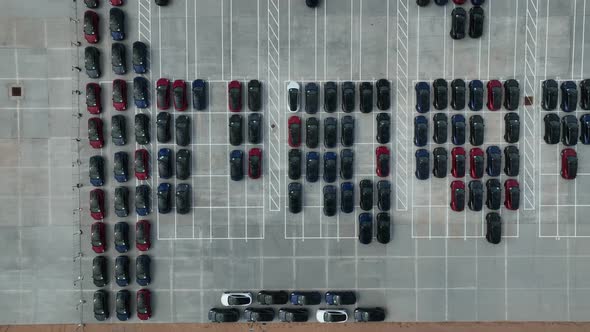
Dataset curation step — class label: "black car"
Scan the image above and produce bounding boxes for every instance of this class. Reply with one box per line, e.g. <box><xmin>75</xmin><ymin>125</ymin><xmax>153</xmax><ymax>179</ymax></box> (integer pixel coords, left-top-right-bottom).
<box><xmin>248</xmin><ymin>80</ymin><xmax>262</xmax><ymax>111</ymax></box>
<box><xmin>132</xmin><ymin>41</ymin><xmax>148</xmax><ymax>73</ymax></box>
<box><xmin>114</xmin><ymin>222</ymin><xmax>129</xmax><ymax>253</ymax></box>
<box><xmin>324</xmin><ymin>117</ymin><xmax>337</xmax><ymax>148</ymax></box>
<box><xmin>230</xmin><ymin>150</ymin><xmax>244</xmax><ymax>181</ymax></box>
<box><xmin>84</xmin><ymin>0</ymin><xmax>98</xmax><ymax>8</ymax></box>
<box><xmin>581</xmin><ymin>79</ymin><xmax>590</xmax><ymax>110</ymax></box>
<box><xmin>248</xmin><ymin>113</ymin><xmax>262</xmax><ymax>144</ymax></box>
<box><xmin>486</xmin><ymin>212</ymin><xmax>502</xmax><ymax>244</ymax></box>
<box><xmin>306</xmin><ymin>0</ymin><xmax>319</xmax><ymax>7</ymax></box>
<box><xmin>155</xmin><ymin>0</ymin><xmax>169</xmax><ymax>6</ymax></box>
<box><xmin>469</xmin><ymin>80</ymin><xmax>484</xmax><ymax>111</ymax></box>
<box><xmin>114</xmin><ymin>255</ymin><xmax>130</xmax><ymax>287</ymax></box>
<box><xmin>288</xmin><ymin>149</ymin><xmax>301</xmax><ymax>180</ymax></box>
<box><xmin>504</xmin><ymin>79</ymin><xmax>520</xmax><ymax>110</ymax></box>
<box><xmin>85</xmin><ymin>46</ymin><xmax>101</xmax><ymax>78</ymax></box>
<box><xmin>542</xmin><ymin>79</ymin><xmax>558</xmax><ymax>110</ymax></box>
<box><xmin>192</xmin><ymin>79</ymin><xmax>207</xmax><ymax>110</ymax></box>
<box><xmin>110</xmin><ymin>114</ymin><xmax>126</xmax><ymax>146</ymax></box>
<box><xmin>468</xmin><ymin>180</ymin><xmax>483</xmax><ymax>211</ymax></box>
<box><xmin>305</xmin><ymin>82</ymin><xmax>319</xmax><ymax>114</ymax></box>
<box><xmin>326</xmin><ymin>291</ymin><xmax>356</xmax><ymax>305</ymax></box>
<box><xmin>504</xmin><ymin>146</ymin><xmax>520</xmax><ymax>177</ymax></box>
<box><xmin>113</xmin><ymin>151</ymin><xmax>128</xmax><ymax>183</ymax></box>
<box><xmin>176</xmin><ymin>183</ymin><xmax>191</xmax><ymax>214</ymax></box>
<box><xmin>340</xmin><ymin>149</ymin><xmax>354</xmax><ymax>180</ymax></box>
<box><xmin>504</xmin><ymin>112</ymin><xmax>520</xmax><ymax>144</ymax></box>
<box><xmin>471</xmin><ymin>149</ymin><xmax>484</xmax><ymax>179</ymax></box>
<box><xmin>135</xmin><ymin>113</ymin><xmax>150</xmax><ymax>145</ymax></box>
<box><xmin>244</xmin><ymin>308</ymin><xmax>274</xmax><ymax>322</ymax></box>
<box><xmin>89</xmin><ymin>155</ymin><xmax>105</xmax><ymax>186</ymax></box>
<box><xmin>176</xmin><ymin>115</ymin><xmax>190</xmax><ymax>146</ymax></box>
<box><xmin>415</xmin><ymin>149</ymin><xmax>430</xmax><ymax>180</ymax></box>
<box><xmin>209</xmin><ymin>308</ymin><xmax>240</xmax><ymax>323</ymax></box>
<box><xmin>342</xmin><ymin>81</ymin><xmax>355</xmax><ymax>112</ymax></box>
<box><xmin>324</xmin><ymin>81</ymin><xmax>338</xmax><ymax>112</ymax></box>
<box><xmin>341</xmin><ymin>182</ymin><xmax>354</xmax><ymax>213</ymax></box>
<box><xmin>562</xmin><ymin>114</ymin><xmax>579</xmax><ymax>146</ymax></box>
<box><xmin>486</xmin><ymin>146</ymin><xmax>502</xmax><ymax>177</ymax></box>
<box><xmin>133</xmin><ymin>76</ymin><xmax>150</xmax><ymax>109</ymax></box>
<box><xmin>376</xmin><ymin>113</ymin><xmax>391</xmax><ymax>144</ymax></box>
<box><xmin>135</xmin><ymin>184</ymin><xmax>151</xmax><ymax>216</ymax></box>
<box><xmin>157</xmin><ymin>111</ymin><xmax>171</xmax><ymax>143</ymax></box>
<box><xmin>451</xmin><ymin>114</ymin><xmax>466</xmax><ymax>145</ymax></box>
<box><xmin>157</xmin><ymin>183</ymin><xmax>171</xmax><ymax>214</ymax></box>
<box><xmin>229</xmin><ymin>114</ymin><xmax>243</xmax><ymax>146</ymax></box>
<box><xmin>114</xmin><ymin>187</ymin><xmax>129</xmax><ymax>218</ymax></box>
<box><xmin>354</xmin><ymin>308</ymin><xmax>386</xmax><ymax>322</ymax></box>
<box><xmin>581</xmin><ymin>114</ymin><xmax>590</xmax><ymax>144</ymax></box>
<box><xmin>416</xmin><ymin>0</ymin><xmax>430</xmax><ymax>6</ymax></box>
<box><xmin>486</xmin><ymin>179</ymin><xmax>501</xmax><ymax>210</ymax></box>
<box><xmin>306</xmin><ymin>152</ymin><xmax>319</xmax><ymax>182</ymax></box>
<box><xmin>278</xmin><ymin>308</ymin><xmax>308</xmax><ymax>322</ymax></box>
<box><xmin>341</xmin><ymin>115</ymin><xmax>355</xmax><ymax>146</ymax></box>
<box><xmin>109</xmin><ymin>8</ymin><xmax>125</xmax><ymax>40</ymax></box>
<box><xmin>544</xmin><ymin>113</ymin><xmax>560</xmax><ymax>144</ymax></box>
<box><xmin>450</xmin><ymin>7</ymin><xmax>467</xmax><ymax>40</ymax></box>
<box><xmin>561</xmin><ymin>81</ymin><xmax>578</xmax><ymax>112</ymax></box>
<box><xmin>433</xmin><ymin>147</ymin><xmax>448</xmax><ymax>178</ymax></box>
<box><xmin>376</xmin><ymin>212</ymin><xmax>391</xmax><ymax>244</ymax></box>
<box><xmin>136</xmin><ymin>254</ymin><xmax>151</xmax><ymax>286</ymax></box>
<box><xmin>323</xmin><ymin>185</ymin><xmax>337</xmax><ymax>217</ymax></box>
<box><xmin>306</xmin><ymin>117</ymin><xmax>319</xmax><ymax>148</ymax></box>
<box><xmin>358</xmin><ymin>213</ymin><xmax>373</xmax><ymax>244</ymax></box>
<box><xmin>469</xmin><ymin>115</ymin><xmax>484</xmax><ymax>146</ymax></box>
<box><xmin>257</xmin><ymin>291</ymin><xmax>289</xmax><ymax>305</ymax></box>
<box><xmin>376</xmin><ymin>79</ymin><xmax>391</xmax><ymax>110</ymax></box>
<box><xmin>324</xmin><ymin>152</ymin><xmax>337</xmax><ymax>183</ymax></box>
<box><xmin>360</xmin><ymin>82</ymin><xmax>373</xmax><ymax>113</ymax></box>
<box><xmin>116</xmin><ymin>290</ymin><xmax>131</xmax><ymax>321</ymax></box>
<box><xmin>377</xmin><ymin>180</ymin><xmax>391</xmax><ymax>211</ymax></box>
<box><xmin>415</xmin><ymin>82</ymin><xmax>430</xmax><ymax>113</ymax></box>
<box><xmin>469</xmin><ymin>6</ymin><xmax>484</xmax><ymax>38</ymax></box>
<box><xmin>111</xmin><ymin>42</ymin><xmax>126</xmax><ymax>75</ymax></box>
<box><xmin>94</xmin><ymin>290</ymin><xmax>109</xmax><ymax>321</ymax></box>
<box><xmin>359</xmin><ymin>180</ymin><xmax>373</xmax><ymax>211</ymax></box>
<box><xmin>288</xmin><ymin>182</ymin><xmax>302</xmax><ymax>214</ymax></box>
<box><xmin>92</xmin><ymin>256</ymin><xmax>107</xmax><ymax>287</ymax></box>
<box><xmin>176</xmin><ymin>149</ymin><xmax>191</xmax><ymax>180</ymax></box>
<box><xmin>158</xmin><ymin>148</ymin><xmax>172</xmax><ymax>179</ymax></box>
<box><xmin>414</xmin><ymin>115</ymin><xmax>428</xmax><ymax>147</ymax></box>
<box><xmin>433</xmin><ymin>79</ymin><xmax>448</xmax><ymax>110</ymax></box>
<box><xmin>451</xmin><ymin>79</ymin><xmax>466</xmax><ymax>110</ymax></box>
<box><xmin>433</xmin><ymin>113</ymin><xmax>448</xmax><ymax>144</ymax></box>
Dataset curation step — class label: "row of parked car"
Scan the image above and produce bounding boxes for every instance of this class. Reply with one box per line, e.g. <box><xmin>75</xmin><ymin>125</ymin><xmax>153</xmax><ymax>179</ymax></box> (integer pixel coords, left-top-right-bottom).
<box><xmin>93</xmin><ymin>288</ymin><xmax>152</xmax><ymax>321</ymax></box>
<box><xmin>449</xmin><ymin>178</ymin><xmax>520</xmax><ymax>212</ymax></box>
<box><xmin>92</xmin><ymin>254</ymin><xmax>151</xmax><ymax>286</ymax></box>
<box><xmin>91</xmin><ymin>221</ymin><xmax>151</xmax><ymax>253</ymax></box>
<box><xmin>544</xmin><ymin>114</ymin><xmax>590</xmax><ymax>147</ymax></box>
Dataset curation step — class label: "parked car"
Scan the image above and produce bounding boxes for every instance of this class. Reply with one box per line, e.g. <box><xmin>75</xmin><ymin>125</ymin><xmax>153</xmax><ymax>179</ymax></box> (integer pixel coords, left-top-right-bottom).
<box><xmin>317</xmin><ymin>309</ymin><xmax>348</xmax><ymax>323</ymax></box>
<box><xmin>228</xmin><ymin>80</ymin><xmax>243</xmax><ymax>111</ymax></box>
<box><xmin>116</xmin><ymin>290</ymin><xmax>131</xmax><ymax>321</ymax></box>
<box><xmin>323</xmin><ymin>185</ymin><xmax>337</xmax><ymax>217</ymax></box>
<box><xmin>132</xmin><ymin>41</ymin><xmax>148</xmax><ymax>73</ymax></box>
<box><xmin>173</xmin><ymin>79</ymin><xmax>188</xmax><ymax>111</ymax></box>
<box><xmin>504</xmin><ymin>79</ymin><xmax>520</xmax><ymax>110</ymax></box>
<box><xmin>342</xmin><ymin>81</ymin><xmax>355</xmax><ymax>112</ymax></box>
<box><xmin>561</xmin><ymin>148</ymin><xmax>578</xmax><ymax>179</ymax></box>
<box><xmin>469</xmin><ymin>80</ymin><xmax>484</xmax><ymax>111</ymax></box>
<box><xmin>468</xmin><ymin>180</ymin><xmax>483</xmax><ymax>211</ymax></box>
<box><xmin>90</xmin><ymin>188</ymin><xmax>105</xmax><ymax>221</ymax></box>
<box><xmin>112</xmin><ymin>79</ymin><xmax>127</xmax><ymax>110</ymax></box>
<box><xmin>305</xmin><ymin>82</ymin><xmax>319</xmax><ymax>113</ymax></box>
<box><xmin>176</xmin><ymin>183</ymin><xmax>191</xmax><ymax>214</ymax></box>
<box><xmin>113</xmin><ymin>151</ymin><xmax>128</xmax><ymax>182</ymax></box>
<box><xmin>288</xmin><ymin>182</ymin><xmax>302</xmax><ymax>214</ymax></box>
<box><xmin>486</xmin><ymin>146</ymin><xmax>501</xmax><ymax>177</ymax></box>
<box><xmin>414</xmin><ymin>115</ymin><xmax>428</xmax><ymax>147</ymax></box>
<box><xmin>133</xmin><ymin>77</ymin><xmax>150</xmax><ymax>108</ymax></box>
<box><xmin>377</xmin><ymin>180</ymin><xmax>391</xmax><ymax>211</ymax></box>
<box><xmin>323</xmin><ymin>152</ymin><xmax>337</xmax><ymax>183</ymax></box>
<box><xmin>83</xmin><ymin>11</ymin><xmax>99</xmax><ymax>43</ymax></box>
<box><xmin>114</xmin><ymin>255</ymin><xmax>129</xmax><ymax>286</ymax></box>
<box><xmin>504</xmin><ymin>112</ymin><xmax>520</xmax><ymax>143</ymax></box>
<box><xmin>486</xmin><ymin>179</ymin><xmax>501</xmax><ymax>210</ymax></box>
<box><xmin>340</xmin><ymin>149</ymin><xmax>354</xmax><ymax>180</ymax></box>
<box><xmin>158</xmin><ymin>148</ymin><xmax>172</xmax><ymax>179</ymax></box>
<box><xmin>451</xmin><ymin>114</ymin><xmax>466</xmax><ymax>145</ymax></box>
<box><xmin>544</xmin><ymin>113</ymin><xmax>560</xmax><ymax>144</ymax></box>
<box><xmin>358</xmin><ymin>213</ymin><xmax>373</xmax><ymax>244</ymax></box>
<box><xmin>279</xmin><ymin>308</ymin><xmax>308</xmax><ymax>322</ymax></box>
<box><xmin>450</xmin><ymin>7</ymin><xmax>467</xmax><ymax>39</ymax></box>
<box><xmin>562</xmin><ymin>115</ymin><xmax>579</xmax><ymax>146</ymax></box>
<box><xmin>109</xmin><ymin>8</ymin><xmax>125</xmax><ymax>40</ymax></box>
<box><xmin>114</xmin><ymin>222</ymin><xmax>129</xmax><ymax>253</ymax></box>
<box><xmin>580</xmin><ymin>114</ymin><xmax>590</xmax><ymax>144</ymax></box>
<box><xmin>88</xmin><ymin>117</ymin><xmax>104</xmax><ymax>149</ymax></box>
<box><xmin>257</xmin><ymin>291</ymin><xmax>289</xmax><ymax>305</ymax></box>
<box><xmin>157</xmin><ymin>111</ymin><xmax>171</xmax><ymax>143</ymax></box>
<box><xmin>137</xmin><ymin>289</ymin><xmax>152</xmax><ymax>320</ymax></box>
<box><xmin>230</xmin><ymin>150</ymin><xmax>244</xmax><ymax>181</ymax></box>
<box><xmin>376</xmin><ymin>79</ymin><xmax>391</xmax><ymax>110</ymax></box>
<box><xmin>111</xmin><ymin>42</ymin><xmax>126</xmax><ymax>74</ymax></box>
<box><xmin>114</xmin><ymin>186</ymin><xmax>129</xmax><ymax>218</ymax></box>
<box><xmin>288</xmin><ymin>115</ymin><xmax>302</xmax><ymax>147</ymax></box>
<box><xmin>306</xmin><ymin>117</ymin><xmax>319</xmax><ymax>148</ymax></box>
<box><xmin>86</xmin><ymin>83</ymin><xmax>101</xmax><ymax>114</ymax></box>
<box><xmin>376</xmin><ymin>146</ymin><xmax>390</xmax><ymax>177</ymax></box>
<box><xmin>341</xmin><ymin>115</ymin><xmax>355</xmax><ymax>147</ymax></box>
<box><xmin>354</xmin><ymin>308</ymin><xmax>386</xmax><ymax>322</ymax></box>
<box><xmin>359</xmin><ymin>179</ymin><xmax>373</xmax><ymax>211</ymax></box>
<box><xmin>376</xmin><ymin>113</ymin><xmax>391</xmax><ymax>144</ymax></box>
<box><xmin>89</xmin><ymin>155</ymin><xmax>105</xmax><ymax>186</ymax></box>
<box><xmin>287</xmin><ymin>81</ymin><xmax>300</xmax><ymax>112</ymax></box>
<box><xmin>451</xmin><ymin>147</ymin><xmax>466</xmax><ymax>178</ymax></box>
<box><xmin>156</xmin><ymin>78</ymin><xmax>171</xmax><ymax>110</ymax></box>
<box><xmin>542</xmin><ymin>79</ymin><xmax>558</xmax><ymax>110</ymax></box>
<box><xmin>110</xmin><ymin>115</ymin><xmax>126</xmax><ymax>146</ymax></box>
<box><xmin>134</xmin><ymin>149</ymin><xmax>149</xmax><ymax>180</ymax></box>
<box><xmin>341</xmin><ymin>182</ymin><xmax>354</xmax><ymax>214</ymax></box>
<box><xmin>135</xmin><ymin>113</ymin><xmax>150</xmax><ymax>145</ymax></box>
<box><xmin>244</xmin><ymin>308</ymin><xmax>274</xmax><ymax>322</ymax></box>
<box><xmin>469</xmin><ymin>6</ymin><xmax>484</xmax><ymax>38</ymax></box>
<box><xmin>433</xmin><ymin>78</ymin><xmax>448</xmax><ymax>110</ymax></box>
<box><xmin>433</xmin><ymin>113</ymin><xmax>448</xmax><ymax>144</ymax></box>
<box><xmin>157</xmin><ymin>183</ymin><xmax>172</xmax><ymax>214</ymax></box>
<box><xmin>324</xmin><ymin>117</ymin><xmax>337</xmax><ymax>148</ymax></box>
<box><xmin>324</xmin><ymin>81</ymin><xmax>338</xmax><ymax>112</ymax></box>
<box><xmin>504</xmin><ymin>179</ymin><xmax>520</xmax><ymax>210</ymax></box>
<box><xmin>192</xmin><ymin>79</ymin><xmax>207</xmax><ymax>110</ymax></box>
<box><xmin>451</xmin><ymin>79</ymin><xmax>466</xmax><ymax>110</ymax></box>
<box><xmin>306</xmin><ymin>152</ymin><xmax>319</xmax><ymax>183</ymax></box>
<box><xmin>94</xmin><ymin>290</ymin><xmax>109</xmax><ymax>321</ymax></box>
<box><xmin>486</xmin><ymin>212</ymin><xmax>502</xmax><ymax>244</ymax></box>
<box><xmin>415</xmin><ymin>149</ymin><xmax>430</xmax><ymax>180</ymax></box>
<box><xmin>376</xmin><ymin>212</ymin><xmax>391</xmax><ymax>244</ymax></box>
<box><xmin>415</xmin><ymin>82</ymin><xmax>430</xmax><ymax>113</ymax></box>
<box><xmin>136</xmin><ymin>255</ymin><xmax>151</xmax><ymax>286</ymax></box>
<box><xmin>433</xmin><ymin>147</ymin><xmax>448</xmax><ymax>178</ymax></box>
<box><xmin>450</xmin><ymin>181</ymin><xmax>465</xmax><ymax>212</ymax></box>
<box><xmin>289</xmin><ymin>291</ymin><xmax>321</xmax><ymax>305</ymax></box>
<box><xmin>136</xmin><ymin>220</ymin><xmax>151</xmax><ymax>251</ymax></box>
<box><xmin>209</xmin><ymin>308</ymin><xmax>240</xmax><ymax>323</ymax></box>
<box><xmin>91</xmin><ymin>221</ymin><xmax>106</xmax><ymax>253</ymax></box>
<box><xmin>248</xmin><ymin>113</ymin><xmax>263</xmax><ymax>144</ymax></box>
<box><xmin>469</xmin><ymin>115</ymin><xmax>484</xmax><ymax>146</ymax></box>
<box><xmin>359</xmin><ymin>82</ymin><xmax>373</xmax><ymax>113</ymax></box>
<box><xmin>92</xmin><ymin>256</ymin><xmax>107</xmax><ymax>287</ymax></box>
<box><xmin>85</xmin><ymin>46</ymin><xmax>101</xmax><ymax>78</ymax></box>
<box><xmin>248</xmin><ymin>79</ymin><xmax>262</xmax><ymax>112</ymax></box>
<box><xmin>486</xmin><ymin>80</ymin><xmax>502</xmax><ymax>111</ymax></box>
<box><xmin>288</xmin><ymin>149</ymin><xmax>301</xmax><ymax>180</ymax></box>
<box><xmin>325</xmin><ymin>291</ymin><xmax>356</xmax><ymax>305</ymax></box>
<box><xmin>248</xmin><ymin>148</ymin><xmax>262</xmax><ymax>179</ymax></box>
<box><xmin>504</xmin><ymin>146</ymin><xmax>520</xmax><ymax>177</ymax></box>
<box><xmin>561</xmin><ymin>81</ymin><xmax>578</xmax><ymax>112</ymax></box>
<box><xmin>229</xmin><ymin>114</ymin><xmax>243</xmax><ymax>146</ymax></box>
<box><xmin>176</xmin><ymin>115</ymin><xmax>190</xmax><ymax>146</ymax></box>
<box><xmin>135</xmin><ymin>184</ymin><xmax>150</xmax><ymax>216</ymax></box>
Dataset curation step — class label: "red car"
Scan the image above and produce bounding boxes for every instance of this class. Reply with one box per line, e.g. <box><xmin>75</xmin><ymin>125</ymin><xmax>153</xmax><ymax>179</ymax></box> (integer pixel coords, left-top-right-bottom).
<box><xmin>83</xmin><ymin>11</ymin><xmax>99</xmax><ymax>44</ymax></box>
<box><xmin>88</xmin><ymin>117</ymin><xmax>104</xmax><ymax>149</ymax></box>
<box><xmin>91</xmin><ymin>221</ymin><xmax>106</xmax><ymax>253</ymax></box>
<box><xmin>112</xmin><ymin>79</ymin><xmax>127</xmax><ymax>111</ymax></box>
<box><xmin>156</xmin><ymin>78</ymin><xmax>171</xmax><ymax>110</ymax></box>
<box><xmin>450</xmin><ymin>180</ymin><xmax>466</xmax><ymax>212</ymax></box>
<box><xmin>452</xmin><ymin>0</ymin><xmax>466</xmax><ymax>3</ymax></box>
<box><xmin>136</xmin><ymin>220</ymin><xmax>151</xmax><ymax>251</ymax></box>
<box><xmin>469</xmin><ymin>147</ymin><xmax>484</xmax><ymax>179</ymax></box>
<box><xmin>486</xmin><ymin>80</ymin><xmax>502</xmax><ymax>111</ymax></box>
<box><xmin>504</xmin><ymin>179</ymin><xmax>520</xmax><ymax>210</ymax></box>
<box><xmin>248</xmin><ymin>148</ymin><xmax>262</xmax><ymax>179</ymax></box>
<box><xmin>86</xmin><ymin>83</ymin><xmax>101</xmax><ymax>114</ymax></box>
<box><xmin>137</xmin><ymin>289</ymin><xmax>152</xmax><ymax>320</ymax></box>
<box><xmin>90</xmin><ymin>188</ymin><xmax>105</xmax><ymax>220</ymax></box>
<box><xmin>451</xmin><ymin>147</ymin><xmax>466</xmax><ymax>178</ymax></box>
<box><xmin>110</xmin><ymin>0</ymin><xmax>123</xmax><ymax>5</ymax></box>
<box><xmin>228</xmin><ymin>80</ymin><xmax>242</xmax><ymax>112</ymax></box>
<box><xmin>561</xmin><ymin>148</ymin><xmax>578</xmax><ymax>180</ymax></box>
<box><xmin>134</xmin><ymin>149</ymin><xmax>149</xmax><ymax>180</ymax></box>
<box><xmin>172</xmin><ymin>80</ymin><xmax>188</xmax><ymax>111</ymax></box>
<box><xmin>376</xmin><ymin>146</ymin><xmax>391</xmax><ymax>177</ymax></box>
<box><xmin>288</xmin><ymin>115</ymin><xmax>302</xmax><ymax>147</ymax></box>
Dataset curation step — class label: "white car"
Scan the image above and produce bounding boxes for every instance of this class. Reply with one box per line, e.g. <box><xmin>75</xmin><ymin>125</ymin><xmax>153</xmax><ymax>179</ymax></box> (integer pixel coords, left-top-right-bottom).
<box><xmin>287</xmin><ymin>81</ymin><xmax>300</xmax><ymax>112</ymax></box>
<box><xmin>316</xmin><ymin>309</ymin><xmax>348</xmax><ymax>323</ymax></box>
<box><xmin>220</xmin><ymin>292</ymin><xmax>253</xmax><ymax>306</ymax></box>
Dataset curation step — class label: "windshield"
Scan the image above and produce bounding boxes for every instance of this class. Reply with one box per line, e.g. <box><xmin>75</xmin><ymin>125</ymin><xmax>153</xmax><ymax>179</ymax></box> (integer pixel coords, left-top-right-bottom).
<box><xmin>135</xmin><ymin>155</ymin><xmax>145</xmax><ymax>172</ymax></box>
<box><xmin>91</xmin><ymin>225</ymin><xmax>101</xmax><ymax>244</ymax></box>
<box><xmin>84</xmin><ymin>17</ymin><xmax>95</xmax><ymax>35</ymax></box>
<box><xmin>137</xmin><ymin>223</ymin><xmax>146</xmax><ymax>244</ymax></box>
<box><xmin>113</xmin><ymin>85</ymin><xmax>123</xmax><ymax>102</ymax></box>
<box><xmin>137</xmin><ymin>293</ymin><xmax>147</xmax><ymax>313</ymax></box>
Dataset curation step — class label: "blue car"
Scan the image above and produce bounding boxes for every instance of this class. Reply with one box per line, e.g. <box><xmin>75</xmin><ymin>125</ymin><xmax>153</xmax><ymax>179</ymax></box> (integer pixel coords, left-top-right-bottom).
<box><xmin>135</xmin><ymin>185</ymin><xmax>151</xmax><ymax>216</ymax></box>
<box><xmin>133</xmin><ymin>77</ymin><xmax>150</xmax><ymax>109</ymax></box>
<box><xmin>306</xmin><ymin>151</ymin><xmax>320</xmax><ymax>183</ymax></box>
<box><xmin>486</xmin><ymin>146</ymin><xmax>502</xmax><ymax>177</ymax></box>
<box><xmin>89</xmin><ymin>155</ymin><xmax>105</xmax><ymax>187</ymax></box>
<box><xmin>132</xmin><ymin>41</ymin><xmax>148</xmax><ymax>74</ymax></box>
<box><xmin>192</xmin><ymin>79</ymin><xmax>207</xmax><ymax>110</ymax></box>
<box><xmin>157</xmin><ymin>183</ymin><xmax>172</xmax><ymax>214</ymax></box>
<box><xmin>415</xmin><ymin>149</ymin><xmax>430</xmax><ymax>180</ymax></box>
<box><xmin>109</xmin><ymin>8</ymin><xmax>125</xmax><ymax>41</ymax></box>
<box><xmin>358</xmin><ymin>213</ymin><xmax>373</xmax><ymax>244</ymax></box>
<box><xmin>451</xmin><ymin>114</ymin><xmax>466</xmax><ymax>145</ymax></box>
<box><xmin>289</xmin><ymin>291</ymin><xmax>321</xmax><ymax>306</ymax></box>
<box><xmin>114</xmin><ymin>222</ymin><xmax>129</xmax><ymax>253</ymax></box>
<box><xmin>414</xmin><ymin>115</ymin><xmax>428</xmax><ymax>147</ymax></box>
<box><xmin>113</xmin><ymin>151</ymin><xmax>128</xmax><ymax>183</ymax></box>
<box><xmin>580</xmin><ymin>114</ymin><xmax>590</xmax><ymax>144</ymax></box>
<box><xmin>325</xmin><ymin>291</ymin><xmax>357</xmax><ymax>305</ymax></box>
<box><xmin>158</xmin><ymin>148</ymin><xmax>172</xmax><ymax>179</ymax></box>
<box><xmin>561</xmin><ymin>81</ymin><xmax>578</xmax><ymax>112</ymax></box>
<box><xmin>341</xmin><ymin>182</ymin><xmax>354</xmax><ymax>213</ymax></box>
<box><xmin>230</xmin><ymin>150</ymin><xmax>244</xmax><ymax>181</ymax></box>
<box><xmin>115</xmin><ymin>290</ymin><xmax>131</xmax><ymax>321</ymax></box>
<box><xmin>469</xmin><ymin>80</ymin><xmax>484</xmax><ymax>111</ymax></box>
<box><xmin>136</xmin><ymin>255</ymin><xmax>151</xmax><ymax>286</ymax></box>
<box><xmin>415</xmin><ymin>82</ymin><xmax>430</xmax><ymax>113</ymax></box>
<box><xmin>323</xmin><ymin>152</ymin><xmax>337</xmax><ymax>183</ymax></box>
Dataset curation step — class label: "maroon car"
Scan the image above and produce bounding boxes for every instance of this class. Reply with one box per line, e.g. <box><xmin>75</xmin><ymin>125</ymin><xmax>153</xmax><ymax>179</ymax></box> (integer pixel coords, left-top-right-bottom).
<box><xmin>486</xmin><ymin>80</ymin><xmax>502</xmax><ymax>111</ymax></box>
<box><xmin>91</xmin><ymin>221</ymin><xmax>106</xmax><ymax>253</ymax></box>
<box><xmin>156</xmin><ymin>78</ymin><xmax>171</xmax><ymax>110</ymax></box>
<box><xmin>86</xmin><ymin>83</ymin><xmax>102</xmax><ymax>114</ymax></box>
<box><xmin>136</xmin><ymin>220</ymin><xmax>151</xmax><ymax>251</ymax></box>
<box><xmin>561</xmin><ymin>148</ymin><xmax>578</xmax><ymax>180</ymax></box>
<box><xmin>172</xmin><ymin>79</ymin><xmax>188</xmax><ymax>111</ymax></box>
<box><xmin>228</xmin><ymin>80</ymin><xmax>242</xmax><ymax>112</ymax></box>
<box><xmin>88</xmin><ymin>117</ymin><xmax>104</xmax><ymax>149</ymax></box>
<box><xmin>450</xmin><ymin>180</ymin><xmax>465</xmax><ymax>212</ymax></box>
<box><xmin>134</xmin><ymin>149</ymin><xmax>149</xmax><ymax>180</ymax></box>
<box><xmin>451</xmin><ymin>147</ymin><xmax>466</xmax><ymax>178</ymax></box>
<box><xmin>469</xmin><ymin>148</ymin><xmax>484</xmax><ymax>179</ymax></box>
<box><xmin>83</xmin><ymin>11</ymin><xmax>99</xmax><ymax>44</ymax></box>
<box><xmin>504</xmin><ymin>179</ymin><xmax>520</xmax><ymax>210</ymax></box>
<box><xmin>376</xmin><ymin>146</ymin><xmax>390</xmax><ymax>177</ymax></box>
<box><xmin>137</xmin><ymin>289</ymin><xmax>152</xmax><ymax>320</ymax></box>
<box><xmin>90</xmin><ymin>188</ymin><xmax>105</xmax><ymax>220</ymax></box>
<box><xmin>248</xmin><ymin>148</ymin><xmax>262</xmax><ymax>179</ymax></box>
<box><xmin>112</xmin><ymin>79</ymin><xmax>127</xmax><ymax>111</ymax></box>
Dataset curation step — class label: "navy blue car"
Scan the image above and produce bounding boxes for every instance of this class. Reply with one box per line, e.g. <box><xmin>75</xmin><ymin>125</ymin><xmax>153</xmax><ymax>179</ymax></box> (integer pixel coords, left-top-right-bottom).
<box><xmin>306</xmin><ymin>152</ymin><xmax>320</xmax><ymax>182</ymax></box>
<box><xmin>469</xmin><ymin>80</ymin><xmax>484</xmax><ymax>111</ymax></box>
<box><xmin>415</xmin><ymin>149</ymin><xmax>430</xmax><ymax>180</ymax></box>
<box><xmin>135</xmin><ymin>185</ymin><xmax>151</xmax><ymax>216</ymax></box>
<box><xmin>341</xmin><ymin>182</ymin><xmax>354</xmax><ymax>213</ymax></box>
<box><xmin>192</xmin><ymin>79</ymin><xmax>207</xmax><ymax>110</ymax></box>
<box><xmin>116</xmin><ymin>290</ymin><xmax>131</xmax><ymax>321</ymax></box>
<box><xmin>415</xmin><ymin>82</ymin><xmax>430</xmax><ymax>113</ymax></box>
<box><xmin>561</xmin><ymin>81</ymin><xmax>578</xmax><ymax>112</ymax></box>
<box><xmin>114</xmin><ymin>222</ymin><xmax>129</xmax><ymax>253</ymax></box>
<box><xmin>323</xmin><ymin>152</ymin><xmax>337</xmax><ymax>183</ymax></box>
<box><xmin>230</xmin><ymin>150</ymin><xmax>244</xmax><ymax>181</ymax></box>
<box><xmin>133</xmin><ymin>77</ymin><xmax>150</xmax><ymax>108</ymax></box>
<box><xmin>289</xmin><ymin>291</ymin><xmax>321</xmax><ymax>306</ymax></box>
<box><xmin>451</xmin><ymin>114</ymin><xmax>466</xmax><ymax>145</ymax></box>
<box><xmin>109</xmin><ymin>8</ymin><xmax>125</xmax><ymax>41</ymax></box>
<box><xmin>113</xmin><ymin>151</ymin><xmax>128</xmax><ymax>183</ymax></box>
<box><xmin>136</xmin><ymin>255</ymin><xmax>151</xmax><ymax>286</ymax></box>
<box><xmin>325</xmin><ymin>291</ymin><xmax>356</xmax><ymax>305</ymax></box>
<box><xmin>414</xmin><ymin>115</ymin><xmax>428</xmax><ymax>147</ymax></box>
<box><xmin>486</xmin><ymin>146</ymin><xmax>502</xmax><ymax>177</ymax></box>
<box><xmin>89</xmin><ymin>155</ymin><xmax>105</xmax><ymax>186</ymax></box>
<box><xmin>158</xmin><ymin>148</ymin><xmax>172</xmax><ymax>179</ymax></box>
<box><xmin>358</xmin><ymin>213</ymin><xmax>373</xmax><ymax>244</ymax></box>
<box><xmin>157</xmin><ymin>183</ymin><xmax>172</xmax><ymax>214</ymax></box>
<box><xmin>132</xmin><ymin>41</ymin><xmax>148</xmax><ymax>74</ymax></box>
<box><xmin>581</xmin><ymin>114</ymin><xmax>590</xmax><ymax>144</ymax></box>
